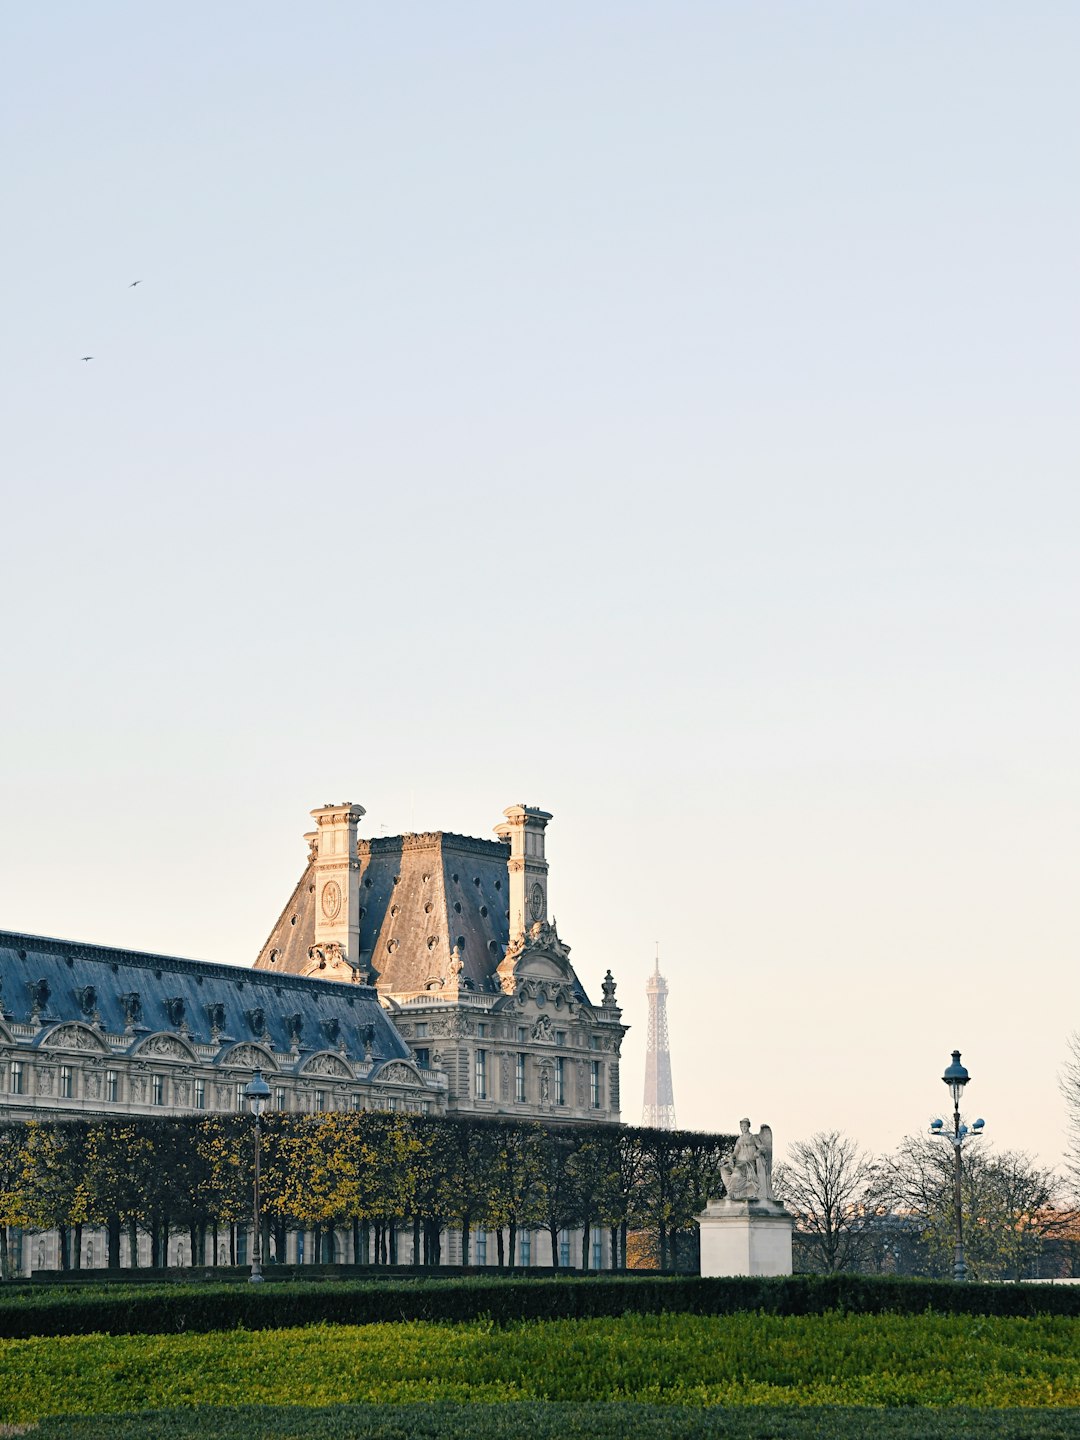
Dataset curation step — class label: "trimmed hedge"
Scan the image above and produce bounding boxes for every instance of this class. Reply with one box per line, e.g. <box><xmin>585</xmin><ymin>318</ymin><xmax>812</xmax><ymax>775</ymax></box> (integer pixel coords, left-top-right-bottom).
<box><xmin>30</xmin><ymin>1405</ymin><xmax>1080</xmax><ymax>1440</ymax></box>
<box><xmin>0</xmin><ymin>1272</ymin><xmax>1078</xmax><ymax>1339</ymax></box>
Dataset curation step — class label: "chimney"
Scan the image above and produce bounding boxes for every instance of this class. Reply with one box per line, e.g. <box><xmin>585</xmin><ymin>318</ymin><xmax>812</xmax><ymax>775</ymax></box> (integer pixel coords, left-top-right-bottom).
<box><xmin>494</xmin><ymin>804</ymin><xmax>553</xmax><ymax>944</ymax></box>
<box><xmin>310</xmin><ymin>802</ymin><xmax>366</xmax><ymax>967</ymax></box>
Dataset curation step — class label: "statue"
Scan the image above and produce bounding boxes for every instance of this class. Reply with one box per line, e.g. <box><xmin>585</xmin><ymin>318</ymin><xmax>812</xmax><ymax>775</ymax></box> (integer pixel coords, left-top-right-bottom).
<box><xmin>719</xmin><ymin>1118</ymin><xmax>775</xmax><ymax>1203</ymax></box>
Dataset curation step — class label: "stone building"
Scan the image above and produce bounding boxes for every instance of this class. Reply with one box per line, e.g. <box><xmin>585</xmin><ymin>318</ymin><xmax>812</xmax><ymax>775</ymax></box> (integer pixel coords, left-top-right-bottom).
<box><xmin>0</xmin><ymin>928</ymin><xmax>440</xmax><ymax>1128</ymax></box>
<box><xmin>255</xmin><ymin>802</ymin><xmax>626</xmax><ymax>1126</ymax></box>
<box><xmin>0</xmin><ymin>800</ymin><xmax>625</xmax><ymax>1272</ymax></box>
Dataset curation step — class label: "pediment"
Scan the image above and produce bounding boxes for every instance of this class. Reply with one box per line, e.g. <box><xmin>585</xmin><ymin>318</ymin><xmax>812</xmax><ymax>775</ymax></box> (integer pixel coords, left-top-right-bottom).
<box><xmin>298</xmin><ymin>1050</ymin><xmax>354</xmax><ymax>1079</ymax></box>
<box><xmin>511</xmin><ymin>952</ymin><xmax>568</xmax><ymax>982</ymax></box>
<box><xmin>130</xmin><ymin>1031</ymin><xmax>200</xmax><ymax>1063</ymax></box>
<box><xmin>37</xmin><ymin>1022</ymin><xmax>112</xmax><ymax>1055</ymax></box>
<box><xmin>371</xmin><ymin>1059</ymin><xmax>424</xmax><ymax>1086</ymax></box>
<box><xmin>218</xmin><ymin>1042</ymin><xmax>278</xmax><ymax>1072</ymax></box>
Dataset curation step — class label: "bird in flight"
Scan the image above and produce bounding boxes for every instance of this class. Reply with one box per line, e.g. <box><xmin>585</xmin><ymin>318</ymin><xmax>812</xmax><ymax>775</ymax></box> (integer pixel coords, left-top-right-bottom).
<box><xmin>129</xmin><ymin>280</ymin><xmax>142</xmax><ymax>287</ymax></box>
<box><xmin>80</xmin><ymin>355</ymin><xmax>93</xmax><ymax>362</ymax></box>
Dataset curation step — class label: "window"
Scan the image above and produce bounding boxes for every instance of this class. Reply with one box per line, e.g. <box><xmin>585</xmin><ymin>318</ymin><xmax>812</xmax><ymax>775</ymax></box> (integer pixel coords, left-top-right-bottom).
<box><xmin>415</xmin><ymin>1022</ymin><xmax>428</xmax><ymax>1038</ymax></box>
<box><xmin>476</xmin><ymin>1231</ymin><xmax>488</xmax><ymax>1264</ymax></box>
<box><xmin>237</xmin><ymin>1230</ymin><xmax>248</xmax><ymax>1266</ymax></box>
<box><xmin>276</xmin><ymin>1087</ymin><xmax>287</xmax><ymax>1111</ymax></box>
<box><xmin>415</xmin><ymin>1047</ymin><xmax>430</xmax><ymax>1069</ymax></box>
<box><xmin>106</xmin><ymin>1070</ymin><xmax>118</xmax><ymax>1104</ymax></box>
<box><xmin>152</xmin><ymin>1074</ymin><xmax>164</xmax><ymax>1106</ymax></box>
<box><xmin>315</xmin><ymin>1090</ymin><xmax>326</xmax><ymax>1113</ymax></box>
<box><xmin>515</xmin><ymin>1053</ymin><xmax>526</xmax><ymax>1103</ymax></box>
<box><xmin>589</xmin><ymin>1034</ymin><xmax>601</xmax><ymax>1050</ymax></box>
<box><xmin>592</xmin><ymin>1235</ymin><xmax>603</xmax><ymax>1271</ymax></box>
<box><xmin>235</xmin><ymin>1082</ymin><xmax>245</xmax><ymax>1113</ymax></box>
<box><xmin>194</xmin><ymin>1078</ymin><xmax>205</xmax><ymax>1110</ymax></box>
<box><xmin>10</xmin><ymin>1062</ymin><xmax>23</xmax><ymax>1095</ymax></box>
<box><xmin>475</xmin><ymin>1049</ymin><xmax>487</xmax><ymax>1100</ymax></box>
<box><xmin>60</xmin><ymin>1065</ymin><xmax>73</xmax><ymax>1099</ymax></box>
<box><xmin>558</xmin><ymin>1229</ymin><xmax>571</xmax><ymax>1267</ymax></box>
<box><xmin>555</xmin><ymin>1030</ymin><xmax>566</xmax><ymax>1047</ymax></box>
<box><xmin>420</xmin><ymin>1101</ymin><xmax>431</xmax><ymax>1115</ymax></box>
<box><xmin>386</xmin><ymin>1096</ymin><xmax>397</xmax><ymax>1111</ymax></box>
<box><xmin>519</xmin><ymin>1231</ymin><xmax>531</xmax><ymax>1266</ymax></box>
<box><xmin>591</xmin><ymin>1060</ymin><xmax>602</xmax><ymax>1109</ymax></box>
<box><xmin>555</xmin><ymin>1056</ymin><xmax>565</xmax><ymax>1106</ymax></box>
<box><xmin>517</xmin><ymin>1026</ymin><xmax>527</xmax><ymax>1044</ymax></box>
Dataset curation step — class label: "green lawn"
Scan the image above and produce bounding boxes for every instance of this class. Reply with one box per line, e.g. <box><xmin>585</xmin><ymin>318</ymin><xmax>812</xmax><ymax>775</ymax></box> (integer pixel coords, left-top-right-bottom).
<box><xmin>2</xmin><ymin>1312</ymin><xmax>1079</xmax><ymax>1423</ymax></box>
<box><xmin>22</xmin><ymin>1402</ymin><xmax>1080</xmax><ymax>1440</ymax></box>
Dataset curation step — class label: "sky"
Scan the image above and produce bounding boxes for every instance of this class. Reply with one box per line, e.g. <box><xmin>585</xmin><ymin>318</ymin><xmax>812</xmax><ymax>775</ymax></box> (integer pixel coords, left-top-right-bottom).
<box><xmin>2</xmin><ymin>2</ymin><xmax>1078</xmax><ymax>1175</ymax></box>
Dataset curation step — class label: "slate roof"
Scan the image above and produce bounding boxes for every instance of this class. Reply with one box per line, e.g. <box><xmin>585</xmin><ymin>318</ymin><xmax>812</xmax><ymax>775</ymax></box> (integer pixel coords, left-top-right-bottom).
<box><xmin>256</xmin><ymin>830</ymin><xmax>590</xmax><ymax>1005</ymax></box>
<box><xmin>0</xmin><ymin>928</ymin><xmax>407</xmax><ymax>1065</ymax></box>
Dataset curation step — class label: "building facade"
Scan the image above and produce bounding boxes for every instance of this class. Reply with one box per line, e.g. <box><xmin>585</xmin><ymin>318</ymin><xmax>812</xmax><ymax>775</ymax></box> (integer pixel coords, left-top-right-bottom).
<box><xmin>0</xmin><ymin>800</ymin><xmax>627</xmax><ymax>1273</ymax></box>
<box><xmin>255</xmin><ymin>802</ymin><xmax>626</xmax><ymax>1126</ymax></box>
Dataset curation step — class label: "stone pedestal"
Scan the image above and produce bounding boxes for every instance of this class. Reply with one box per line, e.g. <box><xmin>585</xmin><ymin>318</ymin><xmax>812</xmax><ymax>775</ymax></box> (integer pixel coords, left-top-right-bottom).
<box><xmin>696</xmin><ymin>1198</ymin><xmax>793</xmax><ymax>1277</ymax></box>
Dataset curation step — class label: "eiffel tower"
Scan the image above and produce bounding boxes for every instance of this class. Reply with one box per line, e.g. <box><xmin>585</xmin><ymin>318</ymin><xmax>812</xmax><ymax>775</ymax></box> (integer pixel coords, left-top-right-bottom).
<box><xmin>641</xmin><ymin>949</ymin><xmax>676</xmax><ymax>1129</ymax></box>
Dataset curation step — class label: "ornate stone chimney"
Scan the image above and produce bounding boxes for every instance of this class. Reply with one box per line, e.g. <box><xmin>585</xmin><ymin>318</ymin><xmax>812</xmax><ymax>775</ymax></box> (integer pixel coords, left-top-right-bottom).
<box><xmin>494</xmin><ymin>804</ymin><xmax>553</xmax><ymax>944</ymax></box>
<box><xmin>310</xmin><ymin>802</ymin><xmax>365</xmax><ymax>973</ymax></box>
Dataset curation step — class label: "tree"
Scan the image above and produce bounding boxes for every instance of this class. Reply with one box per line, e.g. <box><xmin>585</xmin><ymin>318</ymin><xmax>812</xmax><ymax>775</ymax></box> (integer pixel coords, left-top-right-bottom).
<box><xmin>869</xmin><ymin>1134</ymin><xmax>1073</xmax><ymax>1281</ymax></box>
<box><xmin>774</xmin><ymin>1130</ymin><xmax>873</xmax><ymax>1273</ymax></box>
<box><xmin>1062</xmin><ymin>1032</ymin><xmax>1080</xmax><ymax>1197</ymax></box>
<box><xmin>0</xmin><ymin>1127</ymin><xmax>29</xmax><ymax>1279</ymax></box>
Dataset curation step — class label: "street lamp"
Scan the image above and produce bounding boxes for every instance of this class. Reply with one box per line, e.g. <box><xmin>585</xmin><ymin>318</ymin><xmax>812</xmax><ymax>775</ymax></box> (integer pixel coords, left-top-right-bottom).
<box><xmin>929</xmin><ymin>1049</ymin><xmax>985</xmax><ymax>1282</ymax></box>
<box><xmin>244</xmin><ymin>1069</ymin><xmax>271</xmax><ymax>1284</ymax></box>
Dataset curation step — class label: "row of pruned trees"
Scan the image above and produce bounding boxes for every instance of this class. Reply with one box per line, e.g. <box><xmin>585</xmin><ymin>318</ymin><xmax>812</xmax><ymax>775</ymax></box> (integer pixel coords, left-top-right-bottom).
<box><xmin>0</xmin><ymin>1113</ymin><xmax>733</xmax><ymax>1276</ymax></box>
<box><xmin>775</xmin><ymin>1129</ymin><xmax>1080</xmax><ymax>1281</ymax></box>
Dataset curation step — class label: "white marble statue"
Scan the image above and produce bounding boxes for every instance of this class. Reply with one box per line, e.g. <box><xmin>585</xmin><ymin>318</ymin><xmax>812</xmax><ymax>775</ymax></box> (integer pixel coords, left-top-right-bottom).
<box><xmin>719</xmin><ymin>1118</ymin><xmax>775</xmax><ymax>1203</ymax></box>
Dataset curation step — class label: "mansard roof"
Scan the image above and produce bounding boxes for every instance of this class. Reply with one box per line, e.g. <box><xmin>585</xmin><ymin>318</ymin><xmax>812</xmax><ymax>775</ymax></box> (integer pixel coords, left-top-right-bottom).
<box><xmin>256</xmin><ymin>830</ymin><xmax>525</xmax><ymax>996</ymax></box>
<box><xmin>0</xmin><ymin>928</ymin><xmax>407</xmax><ymax>1066</ymax></box>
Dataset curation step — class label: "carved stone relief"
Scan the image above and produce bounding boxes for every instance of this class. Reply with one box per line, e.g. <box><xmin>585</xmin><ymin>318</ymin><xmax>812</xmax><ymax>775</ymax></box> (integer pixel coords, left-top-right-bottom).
<box><xmin>303</xmin><ymin>1053</ymin><xmax>352</xmax><ymax>1078</ymax></box>
<box><xmin>44</xmin><ymin>1024</ymin><xmax>105</xmax><ymax>1052</ymax></box>
<box><xmin>140</xmin><ymin>1035</ymin><xmax>191</xmax><ymax>1060</ymax></box>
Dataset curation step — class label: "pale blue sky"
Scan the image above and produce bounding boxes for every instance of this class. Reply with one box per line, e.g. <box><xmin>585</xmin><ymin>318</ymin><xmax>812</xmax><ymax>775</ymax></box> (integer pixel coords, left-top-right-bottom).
<box><xmin>2</xmin><ymin>3</ymin><xmax>1078</xmax><ymax>1168</ymax></box>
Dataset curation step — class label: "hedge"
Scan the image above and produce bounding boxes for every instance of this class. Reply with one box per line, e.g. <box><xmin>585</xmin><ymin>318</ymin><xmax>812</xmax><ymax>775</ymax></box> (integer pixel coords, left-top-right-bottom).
<box><xmin>29</xmin><ymin>1405</ymin><xmax>1080</xmax><ymax>1440</ymax></box>
<box><xmin>0</xmin><ymin>1272</ymin><xmax>1078</xmax><ymax>1339</ymax></box>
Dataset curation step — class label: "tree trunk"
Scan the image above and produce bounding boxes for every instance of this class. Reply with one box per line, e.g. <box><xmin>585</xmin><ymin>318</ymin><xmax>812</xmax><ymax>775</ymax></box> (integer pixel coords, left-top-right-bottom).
<box><xmin>360</xmin><ymin>1220</ymin><xmax>370</xmax><ymax>1265</ymax></box>
<box><xmin>549</xmin><ymin>1224</ymin><xmax>559</xmax><ymax>1270</ymax></box>
<box><xmin>496</xmin><ymin>1227</ymin><xmax>505</xmax><ymax>1267</ymax></box>
<box><xmin>211</xmin><ymin>1221</ymin><xmax>219</xmax><ymax>1267</ymax></box>
<box><xmin>73</xmin><ymin>1222</ymin><xmax>83</xmax><ymax>1270</ymax></box>
<box><xmin>313</xmin><ymin>1224</ymin><xmax>321</xmax><ymax>1265</ymax></box>
<box><xmin>107</xmin><ymin>1216</ymin><xmax>121</xmax><ymax>1270</ymax></box>
<box><xmin>508</xmin><ymin>1221</ymin><xmax>517</xmax><ymax>1267</ymax></box>
<box><xmin>461</xmin><ymin>1217</ymin><xmax>471</xmax><ymax>1267</ymax></box>
<box><xmin>413</xmin><ymin>1216</ymin><xmax>421</xmax><ymax>1266</ymax></box>
<box><xmin>620</xmin><ymin>1221</ymin><xmax>628</xmax><ymax>1272</ymax></box>
<box><xmin>229</xmin><ymin>1224</ymin><xmax>236</xmax><ymax>1267</ymax></box>
<box><xmin>610</xmin><ymin>1225</ymin><xmax>618</xmax><ymax>1271</ymax></box>
<box><xmin>582</xmin><ymin>1219</ymin><xmax>591</xmax><ymax>1272</ymax></box>
<box><xmin>58</xmin><ymin>1224</ymin><xmax>70</xmax><ymax>1271</ymax></box>
<box><xmin>0</xmin><ymin>1225</ymin><xmax>8</xmax><ymax>1281</ymax></box>
<box><xmin>129</xmin><ymin>1220</ymin><xmax>140</xmax><ymax>1269</ymax></box>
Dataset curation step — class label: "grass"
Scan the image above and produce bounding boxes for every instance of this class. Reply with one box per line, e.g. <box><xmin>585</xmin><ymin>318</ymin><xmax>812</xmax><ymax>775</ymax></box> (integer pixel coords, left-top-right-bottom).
<box><xmin>21</xmin><ymin>1402</ymin><xmax>1080</xmax><ymax>1440</ymax></box>
<box><xmin>1</xmin><ymin>1312</ymin><xmax>1080</xmax><ymax>1421</ymax></box>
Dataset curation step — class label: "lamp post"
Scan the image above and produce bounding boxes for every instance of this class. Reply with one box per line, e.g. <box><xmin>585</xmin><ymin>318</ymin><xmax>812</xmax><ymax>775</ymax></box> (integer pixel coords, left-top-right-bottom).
<box><xmin>244</xmin><ymin>1069</ymin><xmax>271</xmax><ymax>1284</ymax></box>
<box><xmin>929</xmin><ymin>1049</ymin><xmax>985</xmax><ymax>1282</ymax></box>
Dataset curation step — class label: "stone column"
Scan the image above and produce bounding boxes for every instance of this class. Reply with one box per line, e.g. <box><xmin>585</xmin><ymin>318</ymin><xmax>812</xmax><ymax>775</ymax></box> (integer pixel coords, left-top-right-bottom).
<box><xmin>310</xmin><ymin>802</ymin><xmax>366</xmax><ymax>970</ymax></box>
<box><xmin>494</xmin><ymin>804</ymin><xmax>553</xmax><ymax>943</ymax></box>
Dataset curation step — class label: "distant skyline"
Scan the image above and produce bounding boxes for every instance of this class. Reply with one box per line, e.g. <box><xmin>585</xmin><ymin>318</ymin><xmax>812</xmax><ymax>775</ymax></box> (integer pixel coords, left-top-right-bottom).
<box><xmin>2</xmin><ymin>2</ymin><xmax>1078</xmax><ymax>1174</ymax></box>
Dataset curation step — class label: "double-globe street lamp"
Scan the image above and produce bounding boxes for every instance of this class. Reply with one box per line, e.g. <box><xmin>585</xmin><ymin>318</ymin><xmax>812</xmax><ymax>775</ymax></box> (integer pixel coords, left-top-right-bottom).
<box><xmin>929</xmin><ymin>1049</ymin><xmax>985</xmax><ymax>1282</ymax></box>
<box><xmin>243</xmin><ymin>1069</ymin><xmax>271</xmax><ymax>1284</ymax></box>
